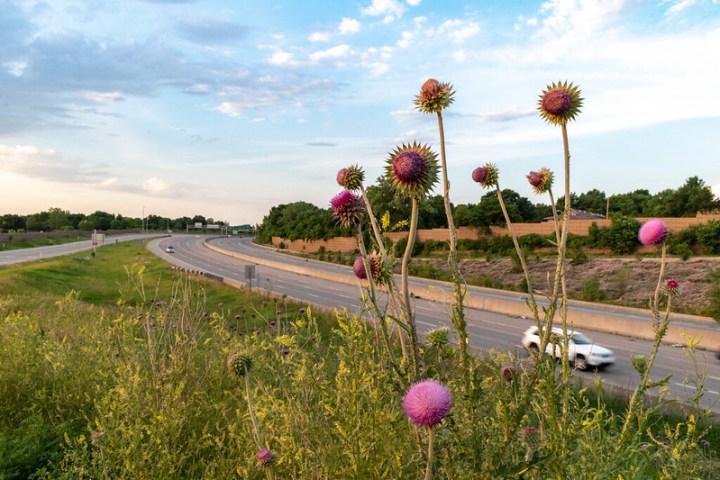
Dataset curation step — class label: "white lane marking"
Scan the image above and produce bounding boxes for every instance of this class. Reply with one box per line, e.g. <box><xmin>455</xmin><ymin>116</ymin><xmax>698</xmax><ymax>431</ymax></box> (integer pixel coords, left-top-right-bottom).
<box><xmin>306</xmin><ymin>293</ymin><xmax>321</xmax><ymax>298</ymax></box>
<box><xmin>708</xmin><ymin>376</ymin><xmax>720</xmax><ymax>381</ymax></box>
<box><xmin>484</xmin><ymin>320</ymin><xmax>507</xmax><ymax>327</ymax></box>
<box><xmin>674</xmin><ymin>382</ymin><xmax>719</xmax><ymax>395</ymax></box>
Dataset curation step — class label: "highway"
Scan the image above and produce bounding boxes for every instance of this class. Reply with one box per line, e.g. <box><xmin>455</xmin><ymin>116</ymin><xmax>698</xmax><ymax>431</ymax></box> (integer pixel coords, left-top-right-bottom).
<box><xmin>151</xmin><ymin>234</ymin><xmax>720</xmax><ymax>418</ymax></box>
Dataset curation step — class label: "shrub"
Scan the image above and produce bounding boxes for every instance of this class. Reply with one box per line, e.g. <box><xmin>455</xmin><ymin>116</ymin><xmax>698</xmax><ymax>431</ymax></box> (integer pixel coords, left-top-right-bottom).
<box><xmin>581</xmin><ymin>274</ymin><xmax>606</xmax><ymax>302</ymax></box>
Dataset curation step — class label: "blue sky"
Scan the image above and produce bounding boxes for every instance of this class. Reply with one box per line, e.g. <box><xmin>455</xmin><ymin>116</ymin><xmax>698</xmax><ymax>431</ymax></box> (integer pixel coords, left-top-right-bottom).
<box><xmin>1</xmin><ymin>0</ymin><xmax>719</xmax><ymax>225</ymax></box>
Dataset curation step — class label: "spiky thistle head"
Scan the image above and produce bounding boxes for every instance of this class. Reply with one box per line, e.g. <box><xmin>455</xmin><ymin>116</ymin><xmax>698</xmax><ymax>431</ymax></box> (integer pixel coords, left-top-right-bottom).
<box><xmin>353</xmin><ymin>252</ymin><xmax>391</xmax><ymax>285</ymax></box>
<box><xmin>664</xmin><ymin>279</ymin><xmax>681</xmax><ymax>296</ymax></box>
<box><xmin>336</xmin><ymin>164</ymin><xmax>365</xmax><ymax>191</ymax></box>
<box><xmin>330</xmin><ymin>189</ymin><xmax>365</xmax><ymax>227</ymax></box>
<box><xmin>385</xmin><ymin>142</ymin><xmax>439</xmax><ymax>198</ymax></box>
<box><xmin>257</xmin><ymin>448</ymin><xmax>276</xmax><ymax>466</ymax></box>
<box><xmin>227</xmin><ymin>353</ymin><xmax>252</xmax><ymax>378</ymax></box>
<box><xmin>527</xmin><ymin>167</ymin><xmax>554</xmax><ymax>194</ymax></box>
<box><xmin>471</xmin><ymin>163</ymin><xmax>499</xmax><ymax>189</ymax></box>
<box><xmin>638</xmin><ymin>219</ymin><xmax>668</xmax><ymax>245</ymax></box>
<box><xmin>414</xmin><ymin>78</ymin><xmax>455</xmax><ymax>113</ymax></box>
<box><xmin>403</xmin><ymin>379</ymin><xmax>452</xmax><ymax>428</ymax></box>
<box><xmin>538</xmin><ymin>81</ymin><xmax>583</xmax><ymax>126</ymax></box>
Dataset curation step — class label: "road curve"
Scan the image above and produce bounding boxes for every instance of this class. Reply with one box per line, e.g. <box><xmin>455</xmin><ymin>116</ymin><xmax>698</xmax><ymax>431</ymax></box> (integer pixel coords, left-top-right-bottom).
<box><xmin>151</xmin><ymin>234</ymin><xmax>720</xmax><ymax>418</ymax></box>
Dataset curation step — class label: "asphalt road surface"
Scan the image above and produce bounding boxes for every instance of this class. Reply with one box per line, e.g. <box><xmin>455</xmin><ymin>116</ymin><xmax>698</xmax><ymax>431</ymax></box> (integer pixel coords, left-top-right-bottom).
<box><xmin>150</xmin><ymin>234</ymin><xmax>720</xmax><ymax>419</ymax></box>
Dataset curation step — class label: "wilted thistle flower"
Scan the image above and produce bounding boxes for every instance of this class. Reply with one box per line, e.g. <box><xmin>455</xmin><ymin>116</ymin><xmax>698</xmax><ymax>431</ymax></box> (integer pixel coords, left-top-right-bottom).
<box><xmin>385</xmin><ymin>143</ymin><xmax>439</xmax><ymax>198</ymax></box>
<box><xmin>471</xmin><ymin>163</ymin><xmax>499</xmax><ymax>189</ymax></box>
<box><xmin>330</xmin><ymin>189</ymin><xmax>365</xmax><ymax>227</ymax></box>
<box><xmin>522</xmin><ymin>426</ymin><xmax>540</xmax><ymax>449</ymax></box>
<box><xmin>352</xmin><ymin>254</ymin><xmax>381</xmax><ymax>281</ymax></box>
<box><xmin>664</xmin><ymin>279</ymin><xmax>681</xmax><ymax>296</ymax></box>
<box><xmin>527</xmin><ymin>168</ymin><xmax>554</xmax><ymax>194</ymax></box>
<box><xmin>414</xmin><ymin>78</ymin><xmax>455</xmax><ymax>113</ymax></box>
<box><xmin>501</xmin><ymin>365</ymin><xmax>516</xmax><ymax>382</ymax></box>
<box><xmin>638</xmin><ymin>219</ymin><xmax>668</xmax><ymax>245</ymax></box>
<box><xmin>257</xmin><ymin>448</ymin><xmax>276</xmax><ymax>466</ymax></box>
<box><xmin>426</xmin><ymin>326</ymin><xmax>450</xmax><ymax>348</ymax></box>
<box><xmin>538</xmin><ymin>81</ymin><xmax>583</xmax><ymax>125</ymax></box>
<box><xmin>403</xmin><ymin>379</ymin><xmax>452</xmax><ymax>428</ymax></box>
<box><xmin>336</xmin><ymin>164</ymin><xmax>365</xmax><ymax>191</ymax></box>
<box><xmin>227</xmin><ymin>353</ymin><xmax>253</xmax><ymax>378</ymax></box>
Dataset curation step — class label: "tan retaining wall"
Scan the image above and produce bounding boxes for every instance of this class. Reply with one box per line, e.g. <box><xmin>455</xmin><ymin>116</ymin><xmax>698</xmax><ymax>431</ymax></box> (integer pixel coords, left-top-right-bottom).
<box><xmin>272</xmin><ymin>213</ymin><xmax>720</xmax><ymax>253</ymax></box>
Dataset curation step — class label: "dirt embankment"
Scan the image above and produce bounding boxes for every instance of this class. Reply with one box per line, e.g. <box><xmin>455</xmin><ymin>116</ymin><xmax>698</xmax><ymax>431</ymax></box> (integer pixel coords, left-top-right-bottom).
<box><xmin>416</xmin><ymin>256</ymin><xmax>720</xmax><ymax>316</ymax></box>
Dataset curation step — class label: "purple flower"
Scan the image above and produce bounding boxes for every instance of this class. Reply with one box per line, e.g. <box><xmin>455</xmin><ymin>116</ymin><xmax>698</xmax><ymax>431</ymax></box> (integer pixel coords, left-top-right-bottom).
<box><xmin>270</xmin><ymin>320</ymin><xmax>276</xmax><ymax>326</ymax></box>
<box><xmin>538</xmin><ymin>81</ymin><xmax>583</xmax><ymax>125</ymax></box>
<box><xmin>527</xmin><ymin>167</ymin><xmax>554</xmax><ymax>194</ymax></box>
<box><xmin>385</xmin><ymin>143</ymin><xmax>439</xmax><ymax>198</ymax></box>
<box><xmin>414</xmin><ymin>78</ymin><xmax>455</xmax><ymax>113</ymax></box>
<box><xmin>330</xmin><ymin>189</ymin><xmax>365</xmax><ymax>227</ymax></box>
<box><xmin>501</xmin><ymin>365</ymin><xmax>516</xmax><ymax>382</ymax></box>
<box><xmin>403</xmin><ymin>379</ymin><xmax>452</xmax><ymax>428</ymax></box>
<box><xmin>700</xmin><ymin>439</ymin><xmax>709</xmax><ymax>446</ymax></box>
<box><xmin>298</xmin><ymin>308</ymin><xmax>306</xmax><ymax>314</ymax></box>
<box><xmin>281</xmin><ymin>348</ymin><xmax>290</xmax><ymax>355</ymax></box>
<box><xmin>352</xmin><ymin>254</ymin><xmax>381</xmax><ymax>281</ymax></box>
<box><xmin>638</xmin><ymin>219</ymin><xmax>668</xmax><ymax>245</ymax></box>
<box><xmin>471</xmin><ymin>163</ymin><xmax>498</xmax><ymax>189</ymax></box>
<box><xmin>257</xmin><ymin>448</ymin><xmax>276</xmax><ymax>465</ymax></box>
<box><xmin>234</xmin><ymin>314</ymin><xmax>241</xmax><ymax>320</ymax></box>
<box><xmin>664</xmin><ymin>279</ymin><xmax>680</xmax><ymax>296</ymax></box>
<box><xmin>336</xmin><ymin>168</ymin><xmax>348</xmax><ymax>187</ymax></box>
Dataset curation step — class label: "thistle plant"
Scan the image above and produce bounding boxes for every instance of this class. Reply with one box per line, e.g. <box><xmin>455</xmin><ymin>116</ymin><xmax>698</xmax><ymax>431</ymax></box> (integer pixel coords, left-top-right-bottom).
<box><xmin>227</xmin><ymin>353</ymin><xmax>275</xmax><ymax>480</ymax></box>
<box><xmin>337</xmin><ymin>164</ymin><xmax>386</xmax><ymax>255</ymax></box>
<box><xmin>415</xmin><ymin>79</ymin><xmax>470</xmax><ymax>381</ymax></box>
<box><xmin>385</xmin><ymin>142</ymin><xmax>440</xmax><ymax>378</ymax></box>
<box><xmin>617</xmin><ymin>219</ymin><xmax>675</xmax><ymax>449</ymax></box>
<box><xmin>403</xmin><ymin>379</ymin><xmax>453</xmax><ymax>480</ymax></box>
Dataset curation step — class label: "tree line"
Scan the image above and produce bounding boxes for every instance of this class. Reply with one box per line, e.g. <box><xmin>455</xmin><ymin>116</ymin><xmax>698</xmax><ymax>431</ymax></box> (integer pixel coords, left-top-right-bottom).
<box><xmin>0</xmin><ymin>208</ymin><xmax>227</xmax><ymax>233</ymax></box>
<box><xmin>256</xmin><ymin>175</ymin><xmax>719</xmax><ymax>243</ymax></box>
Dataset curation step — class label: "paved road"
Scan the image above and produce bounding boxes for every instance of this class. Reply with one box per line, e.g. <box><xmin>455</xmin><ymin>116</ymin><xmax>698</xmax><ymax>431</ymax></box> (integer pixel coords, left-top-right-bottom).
<box><xmin>151</xmin><ymin>234</ymin><xmax>720</xmax><ymax>418</ymax></box>
<box><xmin>0</xmin><ymin>233</ymin><xmax>166</xmax><ymax>266</ymax></box>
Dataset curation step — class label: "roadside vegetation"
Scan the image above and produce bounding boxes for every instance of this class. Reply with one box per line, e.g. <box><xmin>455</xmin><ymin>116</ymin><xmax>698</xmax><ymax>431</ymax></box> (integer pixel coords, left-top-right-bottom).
<box><xmin>1</xmin><ymin>240</ymin><xmax>719</xmax><ymax>479</ymax></box>
<box><xmin>4</xmin><ymin>79</ymin><xmax>720</xmax><ymax>479</ymax></box>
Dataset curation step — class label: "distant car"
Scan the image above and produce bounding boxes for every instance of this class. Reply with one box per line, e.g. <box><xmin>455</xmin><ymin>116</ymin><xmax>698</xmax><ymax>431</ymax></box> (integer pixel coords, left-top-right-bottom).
<box><xmin>521</xmin><ymin>326</ymin><xmax>615</xmax><ymax>371</ymax></box>
<box><xmin>165</xmin><ymin>246</ymin><xmax>175</xmax><ymax>253</ymax></box>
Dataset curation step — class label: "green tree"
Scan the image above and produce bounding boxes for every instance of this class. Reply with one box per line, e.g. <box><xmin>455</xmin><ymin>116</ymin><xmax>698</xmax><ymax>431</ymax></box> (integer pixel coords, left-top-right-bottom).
<box><xmin>575</xmin><ymin>189</ymin><xmax>607</xmax><ymax>215</ymax></box>
<box><xmin>46</xmin><ymin>208</ymin><xmax>70</xmax><ymax>231</ymax></box>
<box><xmin>609</xmin><ymin>189</ymin><xmax>652</xmax><ymax>217</ymax></box>
<box><xmin>605</xmin><ymin>216</ymin><xmax>640</xmax><ymax>255</ymax></box>
<box><xmin>0</xmin><ymin>214</ymin><xmax>25</xmax><ymax>232</ymax></box>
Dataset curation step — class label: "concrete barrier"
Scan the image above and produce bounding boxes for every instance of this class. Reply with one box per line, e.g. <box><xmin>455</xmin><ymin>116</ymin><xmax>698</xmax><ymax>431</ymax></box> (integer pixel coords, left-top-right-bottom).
<box><xmin>206</xmin><ymin>241</ymin><xmax>720</xmax><ymax>350</ymax></box>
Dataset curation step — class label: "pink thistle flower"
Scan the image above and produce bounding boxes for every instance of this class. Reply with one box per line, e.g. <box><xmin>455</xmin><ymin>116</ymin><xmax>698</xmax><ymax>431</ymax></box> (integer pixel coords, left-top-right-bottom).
<box><xmin>385</xmin><ymin>142</ymin><xmax>439</xmax><ymax>198</ymax></box>
<box><xmin>471</xmin><ymin>163</ymin><xmax>499</xmax><ymax>189</ymax></box>
<box><xmin>403</xmin><ymin>379</ymin><xmax>452</xmax><ymax>428</ymax></box>
<box><xmin>501</xmin><ymin>365</ymin><xmax>516</xmax><ymax>382</ymax></box>
<box><xmin>336</xmin><ymin>168</ymin><xmax>348</xmax><ymax>187</ymax></box>
<box><xmin>538</xmin><ymin>81</ymin><xmax>583</xmax><ymax>125</ymax></box>
<box><xmin>638</xmin><ymin>219</ymin><xmax>668</xmax><ymax>245</ymax></box>
<box><xmin>336</xmin><ymin>164</ymin><xmax>365</xmax><ymax>190</ymax></box>
<box><xmin>414</xmin><ymin>78</ymin><xmax>455</xmax><ymax>113</ymax></box>
<box><xmin>257</xmin><ymin>448</ymin><xmax>276</xmax><ymax>466</ymax></box>
<box><xmin>526</xmin><ymin>168</ymin><xmax>554</xmax><ymax>194</ymax></box>
<box><xmin>664</xmin><ymin>279</ymin><xmax>681</xmax><ymax>296</ymax></box>
<box><xmin>299</xmin><ymin>308</ymin><xmax>306</xmax><ymax>314</ymax></box>
<box><xmin>330</xmin><ymin>189</ymin><xmax>365</xmax><ymax>227</ymax></box>
<box><xmin>352</xmin><ymin>254</ymin><xmax>381</xmax><ymax>281</ymax></box>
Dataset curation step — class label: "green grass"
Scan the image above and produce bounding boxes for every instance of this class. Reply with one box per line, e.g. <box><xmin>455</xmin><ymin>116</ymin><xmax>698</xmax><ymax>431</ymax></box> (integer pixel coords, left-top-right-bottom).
<box><xmin>0</xmin><ymin>236</ymin><xmax>88</xmax><ymax>252</ymax></box>
<box><xmin>1</xmin><ymin>241</ymin><xmax>719</xmax><ymax>478</ymax></box>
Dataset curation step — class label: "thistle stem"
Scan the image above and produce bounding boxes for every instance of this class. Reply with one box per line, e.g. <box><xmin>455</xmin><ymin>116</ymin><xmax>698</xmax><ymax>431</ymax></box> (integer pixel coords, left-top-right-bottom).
<box><xmin>424</xmin><ymin>427</ymin><xmax>435</xmax><ymax>480</ymax></box>
<box><xmin>401</xmin><ymin>197</ymin><xmax>421</xmax><ymax>379</ymax></box>
<box><xmin>436</xmin><ymin>111</ymin><xmax>470</xmax><ymax>380</ymax></box>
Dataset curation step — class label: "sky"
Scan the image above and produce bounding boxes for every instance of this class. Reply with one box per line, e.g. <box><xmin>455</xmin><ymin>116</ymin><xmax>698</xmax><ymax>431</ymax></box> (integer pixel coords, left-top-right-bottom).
<box><xmin>1</xmin><ymin>0</ymin><xmax>719</xmax><ymax>226</ymax></box>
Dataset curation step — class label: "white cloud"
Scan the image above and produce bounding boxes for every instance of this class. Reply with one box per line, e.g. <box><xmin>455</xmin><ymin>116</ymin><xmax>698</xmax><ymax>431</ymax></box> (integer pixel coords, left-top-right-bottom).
<box><xmin>407</xmin><ymin>0</ymin><xmax>421</xmax><ymax>5</ymax></box>
<box><xmin>452</xmin><ymin>49</ymin><xmax>467</xmax><ymax>62</ymax></box>
<box><xmin>267</xmin><ymin>50</ymin><xmax>298</xmax><ymax>67</ymax></box>
<box><xmin>362</xmin><ymin>0</ymin><xmax>406</xmax><ymax>20</ymax></box>
<box><xmin>537</xmin><ymin>0</ymin><xmax>629</xmax><ymax>38</ymax></box>
<box><xmin>665</xmin><ymin>0</ymin><xmax>697</xmax><ymax>17</ymax></box>
<box><xmin>432</xmin><ymin>19</ymin><xmax>480</xmax><ymax>43</ymax></box>
<box><xmin>713</xmin><ymin>183</ymin><xmax>720</xmax><ymax>200</ymax></box>
<box><xmin>362</xmin><ymin>61</ymin><xmax>390</xmax><ymax>76</ymax></box>
<box><xmin>309</xmin><ymin>31</ymin><xmax>330</xmax><ymax>42</ymax></box>
<box><xmin>309</xmin><ymin>44</ymin><xmax>351</xmax><ymax>63</ymax></box>
<box><xmin>85</xmin><ymin>91</ymin><xmax>124</xmax><ymax>103</ymax></box>
<box><xmin>338</xmin><ymin>17</ymin><xmax>361</xmax><ymax>34</ymax></box>
<box><xmin>397</xmin><ymin>30</ymin><xmax>415</xmax><ymax>48</ymax></box>
<box><xmin>142</xmin><ymin>177</ymin><xmax>169</xmax><ymax>193</ymax></box>
<box><xmin>4</xmin><ymin>61</ymin><xmax>27</xmax><ymax>77</ymax></box>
